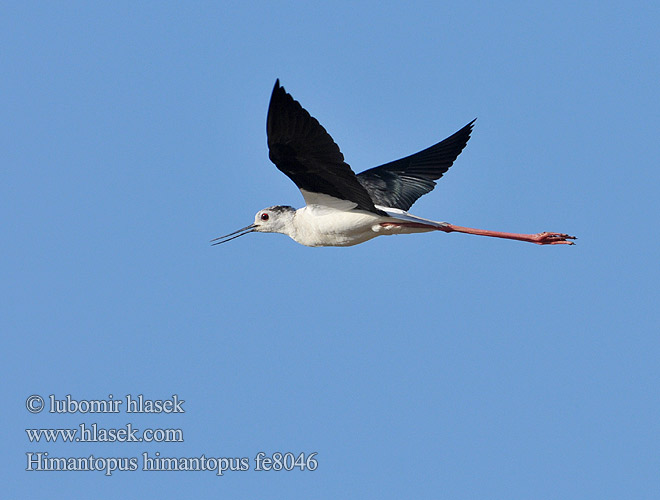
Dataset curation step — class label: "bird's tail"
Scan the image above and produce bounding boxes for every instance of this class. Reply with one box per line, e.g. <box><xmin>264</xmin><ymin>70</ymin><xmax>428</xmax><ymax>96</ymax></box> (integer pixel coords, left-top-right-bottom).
<box><xmin>379</xmin><ymin>207</ymin><xmax>448</xmax><ymax>229</ymax></box>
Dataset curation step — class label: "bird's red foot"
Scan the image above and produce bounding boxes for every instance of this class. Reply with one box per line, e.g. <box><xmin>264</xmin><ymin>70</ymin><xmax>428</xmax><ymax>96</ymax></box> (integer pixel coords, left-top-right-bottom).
<box><xmin>533</xmin><ymin>232</ymin><xmax>577</xmax><ymax>245</ymax></box>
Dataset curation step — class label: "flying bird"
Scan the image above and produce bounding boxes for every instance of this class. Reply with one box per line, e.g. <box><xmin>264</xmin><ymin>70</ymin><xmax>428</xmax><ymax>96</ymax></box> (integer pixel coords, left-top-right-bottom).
<box><xmin>212</xmin><ymin>80</ymin><xmax>575</xmax><ymax>247</ymax></box>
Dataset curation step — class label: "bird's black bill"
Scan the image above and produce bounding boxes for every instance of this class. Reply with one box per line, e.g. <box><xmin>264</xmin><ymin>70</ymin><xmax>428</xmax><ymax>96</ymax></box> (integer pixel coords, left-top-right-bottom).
<box><xmin>210</xmin><ymin>224</ymin><xmax>256</xmax><ymax>246</ymax></box>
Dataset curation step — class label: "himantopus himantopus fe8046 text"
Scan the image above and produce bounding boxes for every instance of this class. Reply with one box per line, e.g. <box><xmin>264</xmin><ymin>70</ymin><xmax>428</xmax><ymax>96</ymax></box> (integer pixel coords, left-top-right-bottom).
<box><xmin>212</xmin><ymin>80</ymin><xmax>575</xmax><ymax>247</ymax></box>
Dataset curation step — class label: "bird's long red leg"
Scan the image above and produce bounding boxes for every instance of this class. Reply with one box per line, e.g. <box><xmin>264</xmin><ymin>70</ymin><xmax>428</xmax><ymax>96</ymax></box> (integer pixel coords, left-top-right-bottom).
<box><xmin>381</xmin><ymin>222</ymin><xmax>576</xmax><ymax>245</ymax></box>
<box><xmin>437</xmin><ymin>223</ymin><xmax>576</xmax><ymax>245</ymax></box>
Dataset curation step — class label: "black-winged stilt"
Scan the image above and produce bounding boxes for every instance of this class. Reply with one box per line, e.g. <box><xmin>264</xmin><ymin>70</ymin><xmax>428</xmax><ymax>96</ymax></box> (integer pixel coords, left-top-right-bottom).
<box><xmin>212</xmin><ymin>80</ymin><xmax>575</xmax><ymax>247</ymax></box>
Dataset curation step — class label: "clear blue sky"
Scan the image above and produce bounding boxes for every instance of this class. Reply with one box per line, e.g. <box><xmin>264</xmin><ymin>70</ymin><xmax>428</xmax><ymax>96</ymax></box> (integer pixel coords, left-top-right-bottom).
<box><xmin>4</xmin><ymin>1</ymin><xmax>659</xmax><ymax>498</ymax></box>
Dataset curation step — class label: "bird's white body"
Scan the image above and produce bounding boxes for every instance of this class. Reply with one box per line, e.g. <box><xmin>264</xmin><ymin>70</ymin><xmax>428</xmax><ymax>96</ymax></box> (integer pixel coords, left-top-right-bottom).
<box><xmin>254</xmin><ymin>199</ymin><xmax>444</xmax><ymax>247</ymax></box>
<box><xmin>287</xmin><ymin>207</ymin><xmax>377</xmax><ymax>246</ymax></box>
<box><xmin>295</xmin><ymin>208</ymin><xmax>438</xmax><ymax>247</ymax></box>
<box><xmin>248</xmin><ymin>190</ymin><xmax>443</xmax><ymax>247</ymax></box>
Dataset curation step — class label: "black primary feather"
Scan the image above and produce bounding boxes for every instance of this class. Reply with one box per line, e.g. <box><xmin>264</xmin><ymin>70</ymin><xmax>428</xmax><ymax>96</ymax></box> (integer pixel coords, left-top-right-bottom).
<box><xmin>266</xmin><ymin>80</ymin><xmax>384</xmax><ymax>214</ymax></box>
<box><xmin>357</xmin><ymin>120</ymin><xmax>475</xmax><ymax>211</ymax></box>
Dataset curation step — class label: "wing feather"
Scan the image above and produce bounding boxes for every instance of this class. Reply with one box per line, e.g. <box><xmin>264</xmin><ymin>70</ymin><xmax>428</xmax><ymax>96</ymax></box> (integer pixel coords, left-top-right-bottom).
<box><xmin>357</xmin><ymin>120</ymin><xmax>475</xmax><ymax>210</ymax></box>
<box><xmin>267</xmin><ymin>80</ymin><xmax>382</xmax><ymax>214</ymax></box>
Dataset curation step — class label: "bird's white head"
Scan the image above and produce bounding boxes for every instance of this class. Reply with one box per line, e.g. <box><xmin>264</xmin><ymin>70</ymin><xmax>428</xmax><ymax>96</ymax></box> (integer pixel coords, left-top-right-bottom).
<box><xmin>252</xmin><ymin>205</ymin><xmax>296</xmax><ymax>234</ymax></box>
<box><xmin>211</xmin><ymin>205</ymin><xmax>296</xmax><ymax>245</ymax></box>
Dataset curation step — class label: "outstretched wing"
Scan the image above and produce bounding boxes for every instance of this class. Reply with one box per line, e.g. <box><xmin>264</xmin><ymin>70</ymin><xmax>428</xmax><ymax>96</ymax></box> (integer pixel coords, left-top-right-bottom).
<box><xmin>266</xmin><ymin>80</ymin><xmax>383</xmax><ymax>214</ymax></box>
<box><xmin>357</xmin><ymin>120</ymin><xmax>475</xmax><ymax>211</ymax></box>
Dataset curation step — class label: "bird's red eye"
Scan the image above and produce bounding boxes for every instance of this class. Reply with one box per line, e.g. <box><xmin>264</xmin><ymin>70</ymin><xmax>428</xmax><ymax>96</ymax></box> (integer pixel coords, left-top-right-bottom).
<box><xmin>260</xmin><ymin>213</ymin><xmax>269</xmax><ymax>221</ymax></box>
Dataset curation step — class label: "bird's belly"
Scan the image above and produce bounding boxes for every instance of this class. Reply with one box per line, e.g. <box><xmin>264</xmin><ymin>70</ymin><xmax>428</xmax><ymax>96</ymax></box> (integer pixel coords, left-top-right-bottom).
<box><xmin>292</xmin><ymin>210</ymin><xmax>381</xmax><ymax>247</ymax></box>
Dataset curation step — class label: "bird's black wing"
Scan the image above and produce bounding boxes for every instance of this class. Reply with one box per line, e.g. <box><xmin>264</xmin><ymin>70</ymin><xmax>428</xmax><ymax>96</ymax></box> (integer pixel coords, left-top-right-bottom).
<box><xmin>267</xmin><ymin>80</ymin><xmax>383</xmax><ymax>214</ymax></box>
<box><xmin>356</xmin><ymin>120</ymin><xmax>475</xmax><ymax>211</ymax></box>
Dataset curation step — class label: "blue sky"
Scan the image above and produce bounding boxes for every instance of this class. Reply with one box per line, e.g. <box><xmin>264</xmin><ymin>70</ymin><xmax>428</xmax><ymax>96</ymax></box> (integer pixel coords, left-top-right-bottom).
<box><xmin>3</xmin><ymin>1</ymin><xmax>659</xmax><ymax>498</ymax></box>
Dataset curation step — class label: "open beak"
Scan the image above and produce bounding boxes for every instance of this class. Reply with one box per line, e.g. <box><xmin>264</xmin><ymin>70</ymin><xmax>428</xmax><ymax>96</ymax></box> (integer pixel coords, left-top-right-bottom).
<box><xmin>210</xmin><ymin>223</ymin><xmax>257</xmax><ymax>245</ymax></box>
